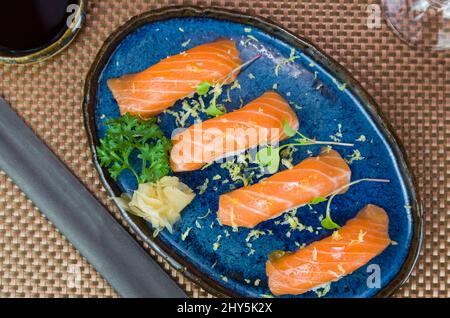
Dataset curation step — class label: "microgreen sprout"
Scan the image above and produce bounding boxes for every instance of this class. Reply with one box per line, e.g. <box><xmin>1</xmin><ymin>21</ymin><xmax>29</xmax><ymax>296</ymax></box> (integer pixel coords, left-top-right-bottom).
<box><xmin>195</xmin><ymin>54</ymin><xmax>262</xmax><ymax>117</ymax></box>
<box><xmin>196</xmin><ymin>81</ymin><xmax>211</xmax><ymax>96</ymax></box>
<box><xmin>256</xmin><ymin>120</ymin><xmax>354</xmax><ymax>173</ymax></box>
<box><xmin>206</xmin><ymin>85</ymin><xmax>226</xmax><ymax>116</ymax></box>
<box><xmin>309</xmin><ymin>196</ymin><xmax>327</xmax><ymax>205</ymax></box>
<box><xmin>283</xmin><ymin>120</ymin><xmax>354</xmax><ymax>147</ymax></box>
<box><xmin>320</xmin><ymin>178</ymin><xmax>390</xmax><ymax>230</ymax></box>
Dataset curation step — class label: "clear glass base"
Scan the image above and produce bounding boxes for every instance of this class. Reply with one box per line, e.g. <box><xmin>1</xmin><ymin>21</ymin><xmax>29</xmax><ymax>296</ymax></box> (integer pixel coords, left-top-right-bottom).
<box><xmin>382</xmin><ymin>0</ymin><xmax>450</xmax><ymax>50</ymax></box>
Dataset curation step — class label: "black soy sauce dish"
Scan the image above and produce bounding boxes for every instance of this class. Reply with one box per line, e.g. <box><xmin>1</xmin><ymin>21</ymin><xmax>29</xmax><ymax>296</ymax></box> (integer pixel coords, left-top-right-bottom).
<box><xmin>0</xmin><ymin>0</ymin><xmax>87</xmax><ymax>64</ymax></box>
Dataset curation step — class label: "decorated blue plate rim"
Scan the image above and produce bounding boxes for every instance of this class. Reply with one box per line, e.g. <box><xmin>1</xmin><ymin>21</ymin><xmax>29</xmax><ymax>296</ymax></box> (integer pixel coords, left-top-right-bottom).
<box><xmin>83</xmin><ymin>5</ymin><xmax>423</xmax><ymax>298</ymax></box>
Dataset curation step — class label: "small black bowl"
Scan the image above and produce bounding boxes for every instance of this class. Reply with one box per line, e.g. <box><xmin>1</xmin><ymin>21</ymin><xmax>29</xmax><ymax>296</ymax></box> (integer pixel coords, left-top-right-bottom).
<box><xmin>0</xmin><ymin>0</ymin><xmax>87</xmax><ymax>65</ymax></box>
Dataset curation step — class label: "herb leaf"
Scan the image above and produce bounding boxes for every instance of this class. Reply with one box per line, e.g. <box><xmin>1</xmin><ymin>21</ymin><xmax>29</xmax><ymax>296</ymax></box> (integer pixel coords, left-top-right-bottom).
<box><xmin>309</xmin><ymin>196</ymin><xmax>327</xmax><ymax>205</ymax></box>
<box><xmin>256</xmin><ymin>146</ymin><xmax>280</xmax><ymax>174</ymax></box>
<box><xmin>283</xmin><ymin>119</ymin><xmax>297</xmax><ymax>137</ymax></box>
<box><xmin>206</xmin><ymin>85</ymin><xmax>226</xmax><ymax>117</ymax></box>
<box><xmin>206</xmin><ymin>102</ymin><xmax>226</xmax><ymax>117</ymax></box>
<box><xmin>256</xmin><ymin>118</ymin><xmax>355</xmax><ymax>175</ymax></box>
<box><xmin>97</xmin><ymin>113</ymin><xmax>172</xmax><ymax>184</ymax></box>
<box><xmin>282</xmin><ymin>119</ymin><xmax>355</xmax><ymax>148</ymax></box>
<box><xmin>320</xmin><ymin>178</ymin><xmax>390</xmax><ymax>230</ymax></box>
<box><xmin>321</xmin><ymin>215</ymin><xmax>341</xmax><ymax>230</ymax></box>
<box><xmin>196</xmin><ymin>81</ymin><xmax>211</xmax><ymax>96</ymax></box>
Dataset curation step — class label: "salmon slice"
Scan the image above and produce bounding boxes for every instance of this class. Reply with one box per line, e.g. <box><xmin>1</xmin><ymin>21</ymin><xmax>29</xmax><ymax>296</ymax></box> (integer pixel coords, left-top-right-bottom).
<box><xmin>107</xmin><ymin>39</ymin><xmax>243</xmax><ymax>117</ymax></box>
<box><xmin>170</xmin><ymin>91</ymin><xmax>299</xmax><ymax>172</ymax></box>
<box><xmin>266</xmin><ymin>204</ymin><xmax>391</xmax><ymax>296</ymax></box>
<box><xmin>218</xmin><ymin>149</ymin><xmax>351</xmax><ymax>228</ymax></box>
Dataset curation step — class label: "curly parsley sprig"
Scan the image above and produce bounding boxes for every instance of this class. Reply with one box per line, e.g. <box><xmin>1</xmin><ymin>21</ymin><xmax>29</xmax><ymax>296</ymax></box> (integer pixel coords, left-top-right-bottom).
<box><xmin>97</xmin><ymin>113</ymin><xmax>172</xmax><ymax>184</ymax></box>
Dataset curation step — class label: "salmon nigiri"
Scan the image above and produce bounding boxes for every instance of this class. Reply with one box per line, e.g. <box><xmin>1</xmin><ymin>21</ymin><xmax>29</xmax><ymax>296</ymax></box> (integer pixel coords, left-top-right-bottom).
<box><xmin>218</xmin><ymin>149</ymin><xmax>351</xmax><ymax>228</ymax></box>
<box><xmin>170</xmin><ymin>91</ymin><xmax>299</xmax><ymax>172</ymax></box>
<box><xmin>107</xmin><ymin>39</ymin><xmax>243</xmax><ymax>117</ymax></box>
<box><xmin>266</xmin><ymin>204</ymin><xmax>391</xmax><ymax>296</ymax></box>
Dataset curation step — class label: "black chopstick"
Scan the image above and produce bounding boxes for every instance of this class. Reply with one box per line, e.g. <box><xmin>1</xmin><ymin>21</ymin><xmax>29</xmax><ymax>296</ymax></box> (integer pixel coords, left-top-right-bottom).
<box><xmin>0</xmin><ymin>97</ymin><xmax>186</xmax><ymax>298</ymax></box>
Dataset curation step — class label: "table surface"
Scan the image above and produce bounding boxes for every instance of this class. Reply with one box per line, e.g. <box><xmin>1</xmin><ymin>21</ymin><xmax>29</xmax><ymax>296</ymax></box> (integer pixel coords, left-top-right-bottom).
<box><xmin>0</xmin><ymin>0</ymin><xmax>448</xmax><ymax>298</ymax></box>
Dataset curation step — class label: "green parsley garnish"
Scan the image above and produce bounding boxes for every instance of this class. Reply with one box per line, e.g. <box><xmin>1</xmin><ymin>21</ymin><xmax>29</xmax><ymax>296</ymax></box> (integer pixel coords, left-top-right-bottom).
<box><xmin>97</xmin><ymin>113</ymin><xmax>171</xmax><ymax>184</ymax></box>
<box><xmin>256</xmin><ymin>120</ymin><xmax>354</xmax><ymax>173</ymax></box>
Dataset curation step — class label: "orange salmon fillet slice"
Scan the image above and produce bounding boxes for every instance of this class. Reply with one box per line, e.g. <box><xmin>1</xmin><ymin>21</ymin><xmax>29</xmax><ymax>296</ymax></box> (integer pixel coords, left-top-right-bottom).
<box><xmin>170</xmin><ymin>91</ymin><xmax>299</xmax><ymax>172</ymax></box>
<box><xmin>266</xmin><ymin>204</ymin><xmax>391</xmax><ymax>296</ymax></box>
<box><xmin>218</xmin><ymin>149</ymin><xmax>351</xmax><ymax>228</ymax></box>
<box><xmin>107</xmin><ymin>39</ymin><xmax>243</xmax><ymax>117</ymax></box>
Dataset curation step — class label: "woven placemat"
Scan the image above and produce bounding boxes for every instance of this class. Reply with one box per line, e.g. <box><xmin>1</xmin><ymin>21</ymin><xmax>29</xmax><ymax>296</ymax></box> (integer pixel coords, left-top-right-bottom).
<box><xmin>0</xmin><ymin>0</ymin><xmax>448</xmax><ymax>298</ymax></box>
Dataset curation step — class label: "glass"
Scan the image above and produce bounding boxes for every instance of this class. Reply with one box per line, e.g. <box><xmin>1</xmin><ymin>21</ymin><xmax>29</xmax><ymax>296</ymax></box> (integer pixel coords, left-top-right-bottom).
<box><xmin>382</xmin><ymin>0</ymin><xmax>450</xmax><ymax>50</ymax></box>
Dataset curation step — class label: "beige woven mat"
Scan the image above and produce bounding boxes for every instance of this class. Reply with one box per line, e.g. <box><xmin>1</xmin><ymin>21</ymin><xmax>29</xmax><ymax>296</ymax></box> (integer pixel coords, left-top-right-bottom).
<box><xmin>0</xmin><ymin>0</ymin><xmax>449</xmax><ymax>298</ymax></box>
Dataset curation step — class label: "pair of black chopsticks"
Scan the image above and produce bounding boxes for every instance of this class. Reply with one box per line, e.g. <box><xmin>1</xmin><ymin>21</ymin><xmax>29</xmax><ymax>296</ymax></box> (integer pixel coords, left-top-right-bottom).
<box><xmin>0</xmin><ymin>97</ymin><xmax>186</xmax><ymax>298</ymax></box>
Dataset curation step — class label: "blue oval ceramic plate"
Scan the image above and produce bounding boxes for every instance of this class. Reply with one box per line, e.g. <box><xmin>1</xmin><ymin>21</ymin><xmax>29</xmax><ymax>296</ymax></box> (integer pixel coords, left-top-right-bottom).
<box><xmin>83</xmin><ymin>6</ymin><xmax>423</xmax><ymax>298</ymax></box>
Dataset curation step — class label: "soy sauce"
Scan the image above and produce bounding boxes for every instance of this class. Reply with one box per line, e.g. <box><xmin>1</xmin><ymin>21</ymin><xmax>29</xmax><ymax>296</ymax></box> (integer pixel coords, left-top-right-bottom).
<box><xmin>0</xmin><ymin>0</ymin><xmax>78</xmax><ymax>55</ymax></box>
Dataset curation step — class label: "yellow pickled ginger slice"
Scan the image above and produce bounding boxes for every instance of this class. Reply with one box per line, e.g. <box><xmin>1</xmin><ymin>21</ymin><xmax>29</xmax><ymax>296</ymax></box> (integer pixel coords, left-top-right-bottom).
<box><xmin>116</xmin><ymin>176</ymin><xmax>195</xmax><ymax>236</ymax></box>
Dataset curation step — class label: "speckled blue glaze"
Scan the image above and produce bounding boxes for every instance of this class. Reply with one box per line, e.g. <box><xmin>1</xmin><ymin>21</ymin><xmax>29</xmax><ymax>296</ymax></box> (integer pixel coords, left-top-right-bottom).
<box><xmin>94</xmin><ymin>17</ymin><xmax>413</xmax><ymax>298</ymax></box>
